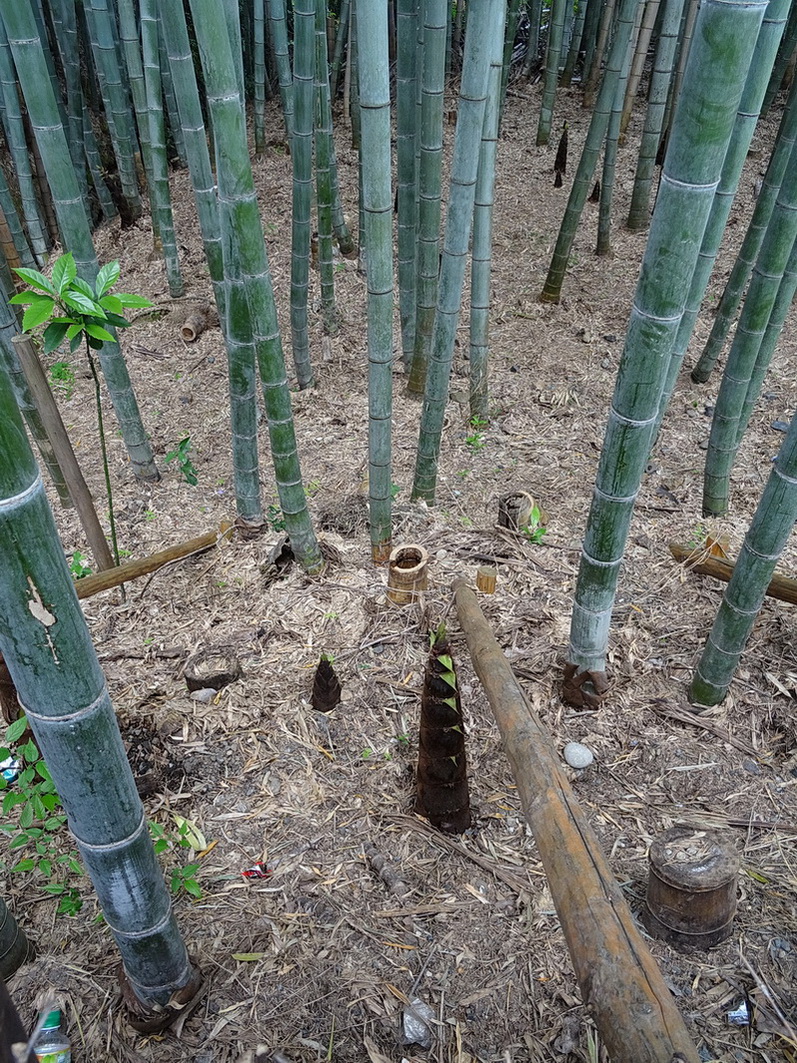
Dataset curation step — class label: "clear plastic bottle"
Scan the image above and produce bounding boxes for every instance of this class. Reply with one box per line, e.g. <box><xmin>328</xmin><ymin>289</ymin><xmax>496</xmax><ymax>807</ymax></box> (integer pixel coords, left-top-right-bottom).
<box><xmin>32</xmin><ymin>1009</ymin><xmax>72</xmax><ymax>1063</ymax></box>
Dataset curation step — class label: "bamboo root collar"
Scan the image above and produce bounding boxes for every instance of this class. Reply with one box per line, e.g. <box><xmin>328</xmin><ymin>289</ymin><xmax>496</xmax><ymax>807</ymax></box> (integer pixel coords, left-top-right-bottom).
<box><xmin>452</xmin><ymin>578</ymin><xmax>700</xmax><ymax>1063</ymax></box>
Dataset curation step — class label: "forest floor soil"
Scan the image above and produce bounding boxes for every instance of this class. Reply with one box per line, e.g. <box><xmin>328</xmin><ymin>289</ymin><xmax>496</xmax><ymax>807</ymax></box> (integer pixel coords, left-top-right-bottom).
<box><xmin>5</xmin><ymin>82</ymin><xmax>797</xmax><ymax>1063</ymax></box>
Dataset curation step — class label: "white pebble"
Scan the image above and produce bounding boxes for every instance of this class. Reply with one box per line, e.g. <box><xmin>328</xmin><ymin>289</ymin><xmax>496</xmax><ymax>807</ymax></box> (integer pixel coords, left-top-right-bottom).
<box><xmin>563</xmin><ymin>742</ymin><xmax>594</xmax><ymax>769</ymax></box>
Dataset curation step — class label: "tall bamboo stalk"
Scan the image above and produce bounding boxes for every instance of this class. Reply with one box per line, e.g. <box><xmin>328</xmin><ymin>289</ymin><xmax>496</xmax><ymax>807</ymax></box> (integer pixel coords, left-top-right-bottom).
<box><xmin>692</xmin><ymin>74</ymin><xmax>797</xmax><ymax>383</ymax></box>
<box><xmin>541</xmin><ymin>0</ymin><xmax>639</xmax><ymax>303</ymax></box>
<box><xmin>690</xmin><ymin>411</ymin><xmax>797</xmax><ymax>707</ymax></box>
<box><xmin>357</xmin><ymin>0</ymin><xmax>394</xmax><ymax>561</ymax></box>
<box><xmin>0</xmin><ymin>363</ymin><xmax>198</xmax><ymax>1012</ymax></box>
<box><xmin>412</xmin><ymin>0</ymin><xmax>505</xmax><ymax>503</ymax></box>
<box><xmin>536</xmin><ymin>0</ymin><xmax>567</xmax><ymax>145</ymax></box>
<box><xmin>267</xmin><ymin>0</ymin><xmax>294</xmax><ymax>141</ymax></box>
<box><xmin>1</xmin><ymin>0</ymin><xmax>157</xmax><ymax>482</ymax></box>
<box><xmin>626</xmin><ymin>0</ymin><xmax>686</xmax><ymax>230</ymax></box>
<box><xmin>315</xmin><ymin>0</ymin><xmax>337</xmax><ymax>336</ymax></box>
<box><xmin>396</xmin><ymin>0</ymin><xmax>419</xmax><ymax>371</ymax></box>
<box><xmin>290</xmin><ymin>0</ymin><xmax>315</xmax><ymax>389</ymax></box>
<box><xmin>564</xmin><ymin>0</ymin><xmax>768</xmax><ymax>704</ymax></box>
<box><xmin>188</xmin><ymin>0</ymin><xmax>323</xmax><ymax>572</ymax></box>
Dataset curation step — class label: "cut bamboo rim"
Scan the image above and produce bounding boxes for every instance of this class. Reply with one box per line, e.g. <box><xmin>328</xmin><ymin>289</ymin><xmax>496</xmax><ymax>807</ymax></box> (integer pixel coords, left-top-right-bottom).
<box><xmin>476</xmin><ymin>565</ymin><xmax>497</xmax><ymax>593</ymax></box>
<box><xmin>386</xmin><ymin>543</ymin><xmax>429</xmax><ymax>605</ymax></box>
<box><xmin>180</xmin><ymin>307</ymin><xmax>210</xmax><ymax>342</ymax></box>
<box><xmin>642</xmin><ymin>827</ymin><xmax>739</xmax><ymax>951</ymax></box>
<box><xmin>497</xmin><ymin>490</ymin><xmax>534</xmax><ymax>531</ymax></box>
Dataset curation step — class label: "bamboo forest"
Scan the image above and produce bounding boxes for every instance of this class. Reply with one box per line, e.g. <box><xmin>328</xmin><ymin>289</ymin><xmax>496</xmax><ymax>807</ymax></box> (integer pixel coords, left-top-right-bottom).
<box><xmin>1</xmin><ymin>0</ymin><xmax>797</xmax><ymax>1059</ymax></box>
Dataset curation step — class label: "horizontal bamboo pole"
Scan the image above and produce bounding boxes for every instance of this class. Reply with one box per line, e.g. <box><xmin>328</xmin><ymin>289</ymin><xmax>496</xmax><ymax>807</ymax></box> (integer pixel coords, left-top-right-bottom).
<box><xmin>452</xmin><ymin>578</ymin><xmax>700</xmax><ymax>1063</ymax></box>
<box><xmin>669</xmin><ymin>540</ymin><xmax>797</xmax><ymax>605</ymax></box>
<box><xmin>73</xmin><ymin>520</ymin><xmax>233</xmax><ymax>599</ymax></box>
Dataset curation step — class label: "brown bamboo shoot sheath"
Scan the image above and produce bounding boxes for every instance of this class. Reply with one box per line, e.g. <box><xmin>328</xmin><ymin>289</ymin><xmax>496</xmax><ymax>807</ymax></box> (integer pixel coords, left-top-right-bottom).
<box><xmin>13</xmin><ymin>334</ymin><xmax>115</xmax><ymax>572</ymax></box>
<box><xmin>74</xmin><ymin>521</ymin><xmax>233</xmax><ymax>599</ymax></box>
<box><xmin>452</xmin><ymin>579</ymin><xmax>700</xmax><ymax>1063</ymax></box>
<box><xmin>669</xmin><ymin>541</ymin><xmax>797</xmax><ymax>605</ymax></box>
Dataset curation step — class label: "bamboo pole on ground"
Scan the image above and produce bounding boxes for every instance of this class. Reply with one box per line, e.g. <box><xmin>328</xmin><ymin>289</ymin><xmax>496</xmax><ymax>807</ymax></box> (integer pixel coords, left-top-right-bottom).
<box><xmin>669</xmin><ymin>541</ymin><xmax>797</xmax><ymax>606</ymax></box>
<box><xmin>452</xmin><ymin>578</ymin><xmax>701</xmax><ymax>1063</ymax></box>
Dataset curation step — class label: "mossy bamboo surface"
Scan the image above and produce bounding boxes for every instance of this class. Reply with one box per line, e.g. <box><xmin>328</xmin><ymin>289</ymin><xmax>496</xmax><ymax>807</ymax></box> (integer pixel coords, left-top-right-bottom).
<box><xmin>289</xmin><ymin>0</ymin><xmax>315</xmax><ymax>389</ymax></box>
<box><xmin>659</xmin><ymin>0</ymin><xmax>790</xmax><ymax>418</ymax></box>
<box><xmin>140</xmin><ymin>0</ymin><xmax>183</xmax><ymax>296</ymax></box>
<box><xmin>566</xmin><ymin>0</ymin><xmax>768</xmax><ymax>694</ymax></box>
<box><xmin>396</xmin><ymin>0</ymin><xmax>419</xmax><ymax>371</ymax></box>
<box><xmin>188</xmin><ymin>0</ymin><xmax>322</xmax><ymax>572</ymax></box>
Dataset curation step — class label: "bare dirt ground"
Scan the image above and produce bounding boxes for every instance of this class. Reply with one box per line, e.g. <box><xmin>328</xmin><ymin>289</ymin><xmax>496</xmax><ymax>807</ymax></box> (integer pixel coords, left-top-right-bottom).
<box><xmin>4</xmin><ymin>79</ymin><xmax>797</xmax><ymax>1063</ymax></box>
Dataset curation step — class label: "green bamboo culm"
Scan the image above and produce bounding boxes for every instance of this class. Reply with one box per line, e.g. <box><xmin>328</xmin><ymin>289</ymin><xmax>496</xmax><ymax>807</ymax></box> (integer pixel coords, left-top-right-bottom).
<box><xmin>0</xmin><ymin>896</ymin><xmax>33</xmax><ymax>978</ymax></box>
<box><xmin>540</xmin><ymin>0</ymin><xmax>639</xmax><ymax>304</ymax></box>
<box><xmin>158</xmin><ymin>0</ymin><xmax>225</xmax><ymax>318</ymax></box>
<box><xmin>140</xmin><ymin>0</ymin><xmax>184</xmax><ymax>297</ymax></box>
<box><xmin>564</xmin><ymin>0</ymin><xmax>768</xmax><ymax>707</ymax></box>
<box><xmin>357</xmin><ymin>0</ymin><xmax>394</xmax><ymax>562</ymax></box>
<box><xmin>0</xmin><ymin>0</ymin><xmax>158</xmax><ymax>482</ymax></box>
<box><xmin>396</xmin><ymin>0</ymin><xmax>419</xmax><ymax>371</ymax></box>
<box><xmin>407</xmin><ymin>0</ymin><xmax>446</xmax><ymax>396</ymax></box>
<box><xmin>0</xmin><ymin>19</ymin><xmax>48</xmax><ymax>264</ymax></box>
<box><xmin>596</xmin><ymin>16</ymin><xmax>635</xmax><ymax>256</ymax></box>
<box><xmin>267</xmin><ymin>0</ymin><xmax>294</xmax><ymax>141</ymax></box>
<box><xmin>0</xmin><ymin>363</ymin><xmax>199</xmax><ymax>1009</ymax></box>
<box><xmin>701</xmin><ymin>145</ymin><xmax>797</xmax><ymax>518</ymax></box>
<box><xmin>536</xmin><ymin>0</ymin><xmax>567</xmax><ymax>146</ymax></box>
<box><xmin>469</xmin><ymin>32</ymin><xmax>503</xmax><ymax>422</ymax></box>
<box><xmin>254</xmin><ymin>0</ymin><xmax>266</xmax><ymax>154</ymax></box>
<box><xmin>690</xmin><ymin>411</ymin><xmax>797</xmax><ymax>707</ymax></box>
<box><xmin>411</xmin><ymin>0</ymin><xmax>505</xmax><ymax>503</ymax></box>
<box><xmin>188</xmin><ymin>0</ymin><xmax>323</xmax><ymax>573</ymax></box>
<box><xmin>626</xmin><ymin>0</ymin><xmax>687</xmax><ymax>231</ymax></box>
<box><xmin>290</xmin><ymin>0</ymin><xmax>315</xmax><ymax>389</ymax></box>
<box><xmin>315</xmin><ymin>0</ymin><xmax>337</xmax><ymax>337</ymax></box>
<box><xmin>84</xmin><ymin>0</ymin><xmax>142</xmax><ymax>221</ymax></box>
<box><xmin>692</xmin><ymin>73</ymin><xmax>797</xmax><ymax>384</ymax></box>
<box><xmin>656</xmin><ymin>0</ymin><xmax>790</xmax><ymax>422</ymax></box>
<box><xmin>47</xmin><ymin>0</ymin><xmax>92</xmax><ymax>212</ymax></box>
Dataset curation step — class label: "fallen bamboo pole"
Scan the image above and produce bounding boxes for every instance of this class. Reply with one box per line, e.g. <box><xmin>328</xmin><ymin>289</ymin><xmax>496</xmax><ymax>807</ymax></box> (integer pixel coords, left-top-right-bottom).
<box><xmin>452</xmin><ymin>578</ymin><xmax>700</xmax><ymax>1063</ymax></box>
<box><xmin>669</xmin><ymin>540</ymin><xmax>797</xmax><ymax>605</ymax></box>
<box><xmin>73</xmin><ymin>520</ymin><xmax>233</xmax><ymax>599</ymax></box>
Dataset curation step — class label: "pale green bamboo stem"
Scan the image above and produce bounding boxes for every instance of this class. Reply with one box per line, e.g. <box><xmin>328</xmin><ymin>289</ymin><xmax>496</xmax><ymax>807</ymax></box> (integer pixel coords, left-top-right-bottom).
<box><xmin>0</xmin><ymin>365</ymin><xmax>197</xmax><ymax>1008</ymax></box>
<box><xmin>357</xmin><ymin>0</ymin><xmax>394</xmax><ymax>560</ymax></box>
<box><xmin>315</xmin><ymin>0</ymin><xmax>337</xmax><ymax>336</ymax></box>
<box><xmin>566</xmin><ymin>0</ymin><xmax>768</xmax><ymax>692</ymax></box>
<box><xmin>396</xmin><ymin>0</ymin><xmax>419</xmax><ymax>371</ymax></box>
<box><xmin>412</xmin><ymin>0</ymin><xmax>505</xmax><ymax>503</ymax></box>
<box><xmin>267</xmin><ymin>0</ymin><xmax>294</xmax><ymax>141</ymax></box>
<box><xmin>536</xmin><ymin>0</ymin><xmax>567</xmax><ymax>145</ymax></box>
<box><xmin>290</xmin><ymin>0</ymin><xmax>315</xmax><ymax>389</ymax></box>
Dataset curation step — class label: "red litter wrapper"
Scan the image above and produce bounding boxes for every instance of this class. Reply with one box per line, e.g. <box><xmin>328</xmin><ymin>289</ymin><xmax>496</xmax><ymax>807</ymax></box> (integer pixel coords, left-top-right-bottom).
<box><xmin>242</xmin><ymin>862</ymin><xmax>271</xmax><ymax>880</ymax></box>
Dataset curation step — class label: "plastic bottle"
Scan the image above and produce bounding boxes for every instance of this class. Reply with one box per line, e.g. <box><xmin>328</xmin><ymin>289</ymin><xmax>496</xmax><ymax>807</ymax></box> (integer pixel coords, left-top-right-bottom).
<box><xmin>32</xmin><ymin>1009</ymin><xmax>71</xmax><ymax>1063</ymax></box>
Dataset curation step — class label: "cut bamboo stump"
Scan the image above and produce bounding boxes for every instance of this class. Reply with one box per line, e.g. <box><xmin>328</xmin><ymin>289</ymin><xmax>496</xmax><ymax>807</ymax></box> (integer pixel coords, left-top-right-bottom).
<box><xmin>180</xmin><ymin>307</ymin><xmax>211</xmax><ymax>342</ymax></box>
<box><xmin>669</xmin><ymin>540</ymin><xmax>797</xmax><ymax>605</ymax></box>
<box><xmin>453</xmin><ymin>578</ymin><xmax>701</xmax><ymax>1063</ymax></box>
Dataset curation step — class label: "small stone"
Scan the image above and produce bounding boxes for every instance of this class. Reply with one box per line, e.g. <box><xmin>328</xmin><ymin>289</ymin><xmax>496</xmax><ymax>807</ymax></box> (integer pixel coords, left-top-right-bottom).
<box><xmin>563</xmin><ymin>742</ymin><xmax>594</xmax><ymax>769</ymax></box>
<box><xmin>190</xmin><ymin>687</ymin><xmax>216</xmax><ymax>704</ymax></box>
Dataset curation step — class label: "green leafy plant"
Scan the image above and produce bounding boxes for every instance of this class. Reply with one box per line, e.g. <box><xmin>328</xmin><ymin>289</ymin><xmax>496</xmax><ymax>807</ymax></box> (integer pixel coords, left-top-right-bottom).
<box><xmin>149</xmin><ymin>817</ymin><xmax>204</xmax><ymax>899</ymax></box>
<box><xmin>10</xmin><ymin>252</ymin><xmax>153</xmax><ymax>567</ymax></box>
<box><xmin>521</xmin><ymin>504</ymin><xmax>548</xmax><ymax>545</ymax></box>
<box><xmin>465</xmin><ymin>417</ymin><xmax>488</xmax><ymax>451</ymax></box>
<box><xmin>48</xmin><ymin>359</ymin><xmax>75</xmax><ymax>398</ymax></box>
<box><xmin>164</xmin><ymin>435</ymin><xmax>198</xmax><ymax>486</ymax></box>
<box><xmin>266</xmin><ymin>503</ymin><xmax>286</xmax><ymax>532</ymax></box>
<box><xmin>68</xmin><ymin>549</ymin><xmax>92</xmax><ymax>579</ymax></box>
<box><xmin>0</xmin><ymin>717</ymin><xmax>84</xmax><ymax>916</ymax></box>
